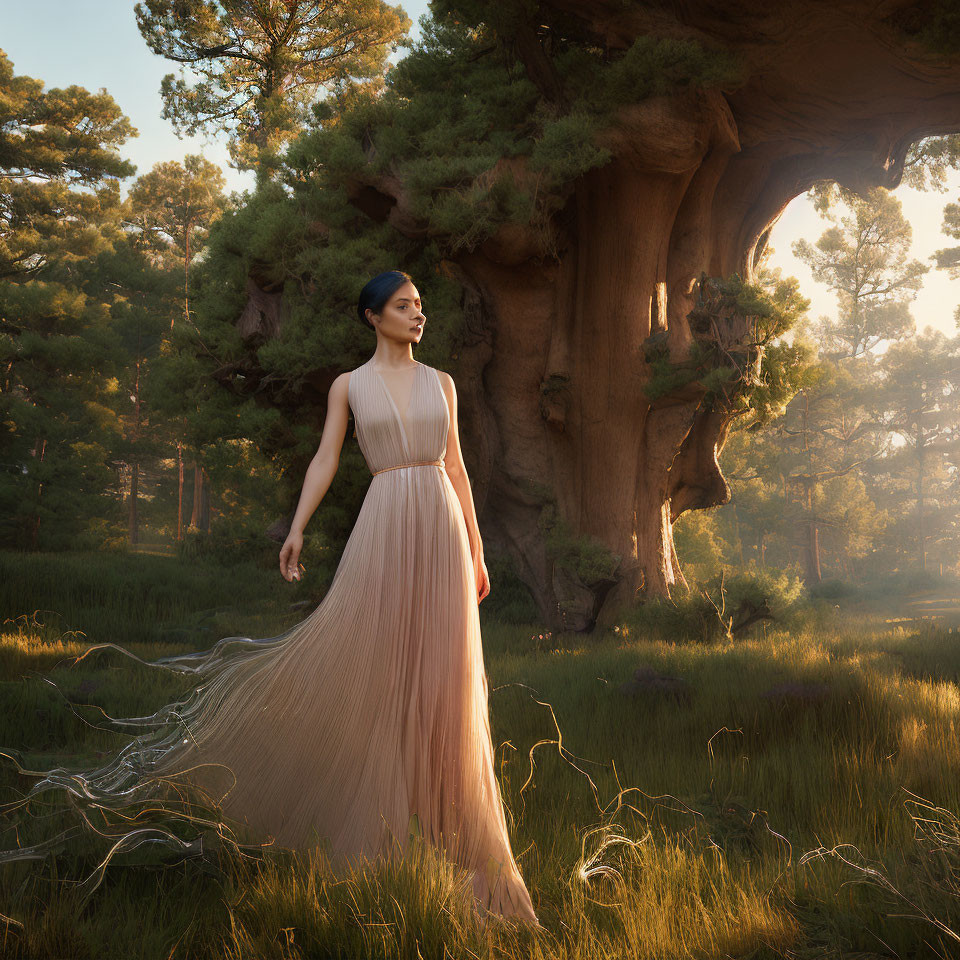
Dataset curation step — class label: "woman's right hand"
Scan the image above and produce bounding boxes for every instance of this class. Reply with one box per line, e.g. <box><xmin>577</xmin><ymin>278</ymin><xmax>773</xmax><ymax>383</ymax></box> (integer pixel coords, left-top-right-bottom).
<box><xmin>279</xmin><ymin>531</ymin><xmax>304</xmax><ymax>581</ymax></box>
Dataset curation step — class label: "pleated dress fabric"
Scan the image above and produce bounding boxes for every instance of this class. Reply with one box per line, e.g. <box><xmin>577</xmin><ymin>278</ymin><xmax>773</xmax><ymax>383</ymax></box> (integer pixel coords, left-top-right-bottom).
<box><xmin>4</xmin><ymin>359</ymin><xmax>538</xmax><ymax>924</ymax></box>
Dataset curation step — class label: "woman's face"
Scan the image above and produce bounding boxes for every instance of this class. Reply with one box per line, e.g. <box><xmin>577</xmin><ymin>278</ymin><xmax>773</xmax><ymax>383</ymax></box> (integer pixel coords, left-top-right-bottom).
<box><xmin>368</xmin><ymin>281</ymin><xmax>425</xmax><ymax>343</ymax></box>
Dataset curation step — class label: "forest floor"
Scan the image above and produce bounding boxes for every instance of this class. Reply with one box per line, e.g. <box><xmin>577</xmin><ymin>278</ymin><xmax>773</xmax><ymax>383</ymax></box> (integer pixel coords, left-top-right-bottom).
<box><xmin>895</xmin><ymin>588</ymin><xmax>960</xmax><ymax>626</ymax></box>
<box><xmin>1</xmin><ymin>552</ymin><xmax>960</xmax><ymax>958</ymax></box>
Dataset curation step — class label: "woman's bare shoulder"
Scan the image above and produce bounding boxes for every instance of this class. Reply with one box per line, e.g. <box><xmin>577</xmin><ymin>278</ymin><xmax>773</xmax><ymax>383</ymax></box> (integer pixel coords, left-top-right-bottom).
<box><xmin>328</xmin><ymin>369</ymin><xmax>354</xmax><ymax>401</ymax></box>
<box><xmin>431</xmin><ymin>366</ymin><xmax>454</xmax><ymax>386</ymax></box>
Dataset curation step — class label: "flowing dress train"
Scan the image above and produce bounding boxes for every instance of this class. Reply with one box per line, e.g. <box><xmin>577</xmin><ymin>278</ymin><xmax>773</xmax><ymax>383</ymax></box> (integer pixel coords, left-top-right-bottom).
<box><xmin>0</xmin><ymin>359</ymin><xmax>539</xmax><ymax>926</ymax></box>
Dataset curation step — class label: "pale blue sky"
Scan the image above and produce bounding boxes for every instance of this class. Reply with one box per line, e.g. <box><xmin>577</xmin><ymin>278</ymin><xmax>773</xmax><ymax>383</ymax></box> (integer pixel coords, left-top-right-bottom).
<box><xmin>3</xmin><ymin>1</ymin><xmax>959</xmax><ymax>338</ymax></box>
<box><xmin>1</xmin><ymin>0</ymin><xmax>432</xmax><ymax>194</ymax></box>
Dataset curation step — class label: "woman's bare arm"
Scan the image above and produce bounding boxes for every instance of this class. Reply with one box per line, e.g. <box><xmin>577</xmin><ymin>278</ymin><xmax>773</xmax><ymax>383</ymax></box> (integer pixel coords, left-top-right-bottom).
<box><xmin>280</xmin><ymin>371</ymin><xmax>351</xmax><ymax>580</ymax></box>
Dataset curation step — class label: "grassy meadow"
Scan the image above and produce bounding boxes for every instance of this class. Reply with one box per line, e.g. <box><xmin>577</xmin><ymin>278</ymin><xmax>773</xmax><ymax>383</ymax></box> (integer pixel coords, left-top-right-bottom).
<box><xmin>1</xmin><ymin>549</ymin><xmax>960</xmax><ymax>958</ymax></box>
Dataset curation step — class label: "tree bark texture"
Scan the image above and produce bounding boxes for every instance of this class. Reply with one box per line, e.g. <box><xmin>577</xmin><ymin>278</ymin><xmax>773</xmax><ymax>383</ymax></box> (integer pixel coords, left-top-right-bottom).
<box><xmin>242</xmin><ymin>1</ymin><xmax>960</xmax><ymax>629</ymax></box>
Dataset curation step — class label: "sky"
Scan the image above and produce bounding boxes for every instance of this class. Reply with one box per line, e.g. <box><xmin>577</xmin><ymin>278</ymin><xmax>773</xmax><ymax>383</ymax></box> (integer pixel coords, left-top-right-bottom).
<box><xmin>3</xmin><ymin>0</ymin><xmax>960</xmax><ymax>340</ymax></box>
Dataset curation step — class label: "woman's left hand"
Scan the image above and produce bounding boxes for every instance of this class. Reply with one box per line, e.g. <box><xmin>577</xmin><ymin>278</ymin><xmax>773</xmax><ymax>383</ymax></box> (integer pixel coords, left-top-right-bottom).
<box><xmin>474</xmin><ymin>552</ymin><xmax>490</xmax><ymax>603</ymax></box>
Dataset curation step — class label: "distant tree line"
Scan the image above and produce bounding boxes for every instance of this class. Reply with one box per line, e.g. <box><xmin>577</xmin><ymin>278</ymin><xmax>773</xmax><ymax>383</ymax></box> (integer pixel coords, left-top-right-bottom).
<box><xmin>677</xmin><ymin>186</ymin><xmax>960</xmax><ymax>584</ymax></box>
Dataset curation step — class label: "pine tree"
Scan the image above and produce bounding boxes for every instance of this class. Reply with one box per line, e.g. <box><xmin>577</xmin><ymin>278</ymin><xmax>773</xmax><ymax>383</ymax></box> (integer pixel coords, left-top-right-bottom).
<box><xmin>135</xmin><ymin>0</ymin><xmax>410</xmax><ymax>180</ymax></box>
<box><xmin>868</xmin><ymin>330</ymin><xmax>960</xmax><ymax>574</ymax></box>
<box><xmin>0</xmin><ymin>51</ymin><xmax>140</xmax><ymax>549</ymax></box>
<box><xmin>125</xmin><ymin>156</ymin><xmax>229</xmax><ymax>540</ymax></box>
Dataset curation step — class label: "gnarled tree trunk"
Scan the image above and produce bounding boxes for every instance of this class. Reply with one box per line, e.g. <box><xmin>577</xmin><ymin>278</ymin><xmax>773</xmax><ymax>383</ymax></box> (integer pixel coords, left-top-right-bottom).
<box><xmin>242</xmin><ymin>1</ymin><xmax>960</xmax><ymax>630</ymax></box>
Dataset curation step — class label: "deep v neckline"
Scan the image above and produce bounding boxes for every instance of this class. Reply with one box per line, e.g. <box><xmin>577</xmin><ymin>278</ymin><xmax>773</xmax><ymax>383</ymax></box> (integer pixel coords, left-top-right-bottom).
<box><xmin>369</xmin><ymin>360</ymin><xmax>423</xmax><ymax>454</ymax></box>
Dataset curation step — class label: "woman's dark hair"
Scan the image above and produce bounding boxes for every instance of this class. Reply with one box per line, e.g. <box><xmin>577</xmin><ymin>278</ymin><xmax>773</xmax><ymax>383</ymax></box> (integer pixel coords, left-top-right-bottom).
<box><xmin>357</xmin><ymin>270</ymin><xmax>415</xmax><ymax>330</ymax></box>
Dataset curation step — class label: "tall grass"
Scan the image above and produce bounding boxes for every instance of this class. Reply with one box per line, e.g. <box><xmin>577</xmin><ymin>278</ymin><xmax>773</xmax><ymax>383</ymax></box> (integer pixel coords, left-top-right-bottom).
<box><xmin>0</xmin><ymin>549</ymin><xmax>320</xmax><ymax>649</ymax></box>
<box><xmin>2</xmin><ymin>551</ymin><xmax>960</xmax><ymax>957</ymax></box>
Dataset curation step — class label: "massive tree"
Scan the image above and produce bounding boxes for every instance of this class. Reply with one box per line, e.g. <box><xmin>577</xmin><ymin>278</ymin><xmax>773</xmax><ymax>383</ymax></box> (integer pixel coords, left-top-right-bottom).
<box><xmin>215</xmin><ymin>1</ymin><xmax>960</xmax><ymax>631</ymax></box>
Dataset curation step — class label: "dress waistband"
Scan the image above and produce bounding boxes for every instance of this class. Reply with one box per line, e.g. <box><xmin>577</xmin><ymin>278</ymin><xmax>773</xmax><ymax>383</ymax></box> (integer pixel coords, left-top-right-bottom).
<box><xmin>372</xmin><ymin>458</ymin><xmax>445</xmax><ymax>476</ymax></box>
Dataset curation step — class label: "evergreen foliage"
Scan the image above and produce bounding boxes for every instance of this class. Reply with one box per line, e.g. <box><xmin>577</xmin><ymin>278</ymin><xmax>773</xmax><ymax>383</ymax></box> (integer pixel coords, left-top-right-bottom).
<box><xmin>134</xmin><ymin>0</ymin><xmax>410</xmax><ymax>178</ymax></box>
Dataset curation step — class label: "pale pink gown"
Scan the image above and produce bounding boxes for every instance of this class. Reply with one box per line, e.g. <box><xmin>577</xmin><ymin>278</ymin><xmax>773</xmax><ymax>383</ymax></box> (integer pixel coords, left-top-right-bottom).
<box><xmin>141</xmin><ymin>359</ymin><xmax>541</xmax><ymax>922</ymax></box>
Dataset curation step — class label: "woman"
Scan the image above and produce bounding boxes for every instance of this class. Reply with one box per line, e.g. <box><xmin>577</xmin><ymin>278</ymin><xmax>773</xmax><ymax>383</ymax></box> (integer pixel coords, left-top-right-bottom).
<box><xmin>0</xmin><ymin>270</ymin><xmax>540</xmax><ymax>928</ymax></box>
